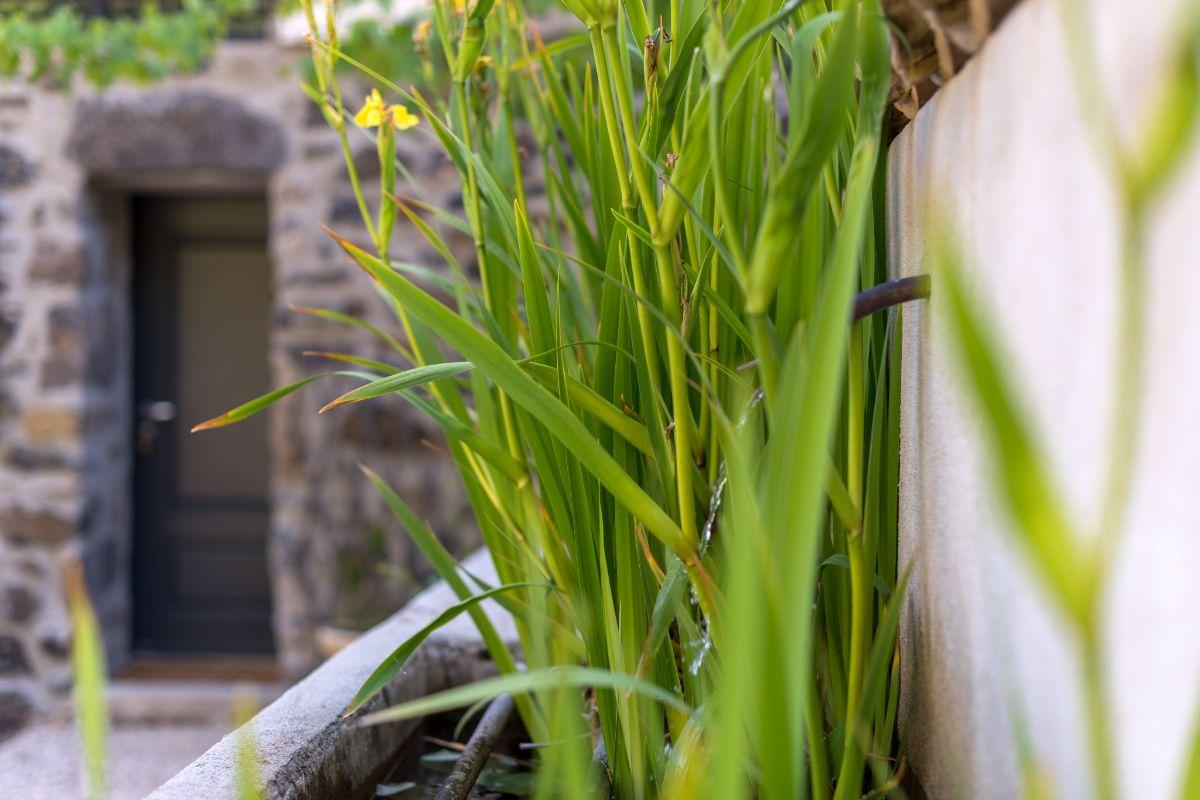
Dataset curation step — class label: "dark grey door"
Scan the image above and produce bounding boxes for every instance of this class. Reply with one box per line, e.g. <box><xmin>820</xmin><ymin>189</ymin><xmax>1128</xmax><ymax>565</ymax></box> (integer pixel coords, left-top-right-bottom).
<box><xmin>133</xmin><ymin>196</ymin><xmax>274</xmax><ymax>654</ymax></box>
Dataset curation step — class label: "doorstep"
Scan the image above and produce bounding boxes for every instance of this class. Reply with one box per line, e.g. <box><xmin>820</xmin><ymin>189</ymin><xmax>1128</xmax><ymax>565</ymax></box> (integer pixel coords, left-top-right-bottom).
<box><xmin>108</xmin><ymin>654</ymin><xmax>283</xmax><ymax>727</ymax></box>
<box><xmin>106</xmin><ymin>677</ymin><xmax>285</xmax><ymax>727</ymax></box>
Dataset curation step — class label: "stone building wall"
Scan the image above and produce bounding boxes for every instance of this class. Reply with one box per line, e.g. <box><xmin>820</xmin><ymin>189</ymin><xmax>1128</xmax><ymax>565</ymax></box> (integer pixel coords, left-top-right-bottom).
<box><xmin>0</xmin><ymin>37</ymin><xmax>478</xmax><ymax>735</ymax></box>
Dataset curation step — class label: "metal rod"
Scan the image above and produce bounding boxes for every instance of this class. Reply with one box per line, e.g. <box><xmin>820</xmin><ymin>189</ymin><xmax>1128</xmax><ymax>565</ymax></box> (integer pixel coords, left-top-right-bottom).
<box><xmin>435</xmin><ymin>693</ymin><xmax>515</xmax><ymax>800</ymax></box>
<box><xmin>852</xmin><ymin>274</ymin><xmax>931</xmax><ymax>322</ymax></box>
<box><xmin>733</xmin><ymin>275</ymin><xmax>932</xmax><ymax>375</ymax></box>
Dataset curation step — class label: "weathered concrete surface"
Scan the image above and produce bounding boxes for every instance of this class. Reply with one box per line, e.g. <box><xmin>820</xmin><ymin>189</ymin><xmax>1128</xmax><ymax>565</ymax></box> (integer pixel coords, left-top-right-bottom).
<box><xmin>890</xmin><ymin>0</ymin><xmax>1200</xmax><ymax>798</ymax></box>
<box><xmin>147</xmin><ymin>549</ymin><xmax>517</xmax><ymax>800</ymax></box>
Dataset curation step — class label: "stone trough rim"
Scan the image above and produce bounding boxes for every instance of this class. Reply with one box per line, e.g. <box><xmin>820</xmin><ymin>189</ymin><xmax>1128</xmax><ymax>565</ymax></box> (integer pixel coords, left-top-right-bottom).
<box><xmin>145</xmin><ymin>548</ymin><xmax>517</xmax><ymax>800</ymax></box>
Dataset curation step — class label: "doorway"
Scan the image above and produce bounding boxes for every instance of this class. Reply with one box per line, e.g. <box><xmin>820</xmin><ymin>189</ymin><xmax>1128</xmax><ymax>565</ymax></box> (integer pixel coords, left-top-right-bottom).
<box><xmin>131</xmin><ymin>195</ymin><xmax>274</xmax><ymax>654</ymax></box>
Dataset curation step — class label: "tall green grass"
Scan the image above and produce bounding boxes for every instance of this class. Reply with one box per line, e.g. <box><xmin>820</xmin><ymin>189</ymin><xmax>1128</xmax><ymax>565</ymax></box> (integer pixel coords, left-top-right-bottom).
<box><xmin>200</xmin><ymin>0</ymin><xmax>906</xmax><ymax>795</ymax></box>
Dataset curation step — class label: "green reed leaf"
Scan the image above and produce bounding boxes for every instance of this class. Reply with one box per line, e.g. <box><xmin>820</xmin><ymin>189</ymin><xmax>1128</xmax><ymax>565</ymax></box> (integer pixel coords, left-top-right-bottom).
<box><xmin>397</xmin><ymin>390</ymin><xmax>528</xmax><ymax>485</ymax></box>
<box><xmin>303</xmin><ymin>351</ymin><xmax>403</xmax><ymax>374</ymax></box>
<box><xmin>1181</xmin><ymin>701</ymin><xmax>1200</xmax><ymax>799</ymax></box>
<box><xmin>744</xmin><ymin>5</ymin><xmax>857</xmax><ymax>313</ymax></box>
<box><xmin>1131</xmin><ymin>13</ymin><xmax>1200</xmax><ymax>204</ymax></box>
<box><xmin>332</xmin><ymin>231</ymin><xmax>692</xmax><ymax>560</ymax></box>
<box><xmin>67</xmin><ymin>562</ymin><xmax>107</xmax><ymax>800</ymax></box>
<box><xmin>319</xmin><ymin>362</ymin><xmax>473</xmax><ymax>413</ymax></box>
<box><xmin>192</xmin><ymin>372</ymin><xmax>355</xmax><ymax>432</ymax></box>
<box><xmin>359</xmin><ymin>666</ymin><xmax>691</xmax><ymax>727</ymax></box>
<box><xmin>288</xmin><ymin>303</ymin><xmax>408</xmax><ymax>355</ymax></box>
<box><xmin>359</xmin><ymin>466</ymin><xmax>524</xmax><ymax>682</ymax></box>
<box><xmin>346</xmin><ymin>583</ymin><xmax>545</xmax><ymax>716</ymax></box>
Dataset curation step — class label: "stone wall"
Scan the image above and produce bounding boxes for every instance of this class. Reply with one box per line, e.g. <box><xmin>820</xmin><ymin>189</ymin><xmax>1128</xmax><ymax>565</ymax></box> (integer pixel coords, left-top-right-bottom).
<box><xmin>0</xmin><ymin>77</ymin><xmax>118</xmax><ymax>735</ymax></box>
<box><xmin>0</xmin><ymin>37</ymin><xmax>478</xmax><ymax>734</ymax></box>
<box><xmin>890</xmin><ymin>0</ymin><xmax>1200</xmax><ymax>796</ymax></box>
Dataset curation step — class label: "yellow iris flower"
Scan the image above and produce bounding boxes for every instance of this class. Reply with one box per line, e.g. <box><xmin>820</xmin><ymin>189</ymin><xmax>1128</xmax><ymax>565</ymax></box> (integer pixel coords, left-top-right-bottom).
<box><xmin>353</xmin><ymin>88</ymin><xmax>419</xmax><ymax>131</ymax></box>
<box><xmin>391</xmin><ymin>105</ymin><xmax>419</xmax><ymax>131</ymax></box>
<box><xmin>353</xmin><ymin>89</ymin><xmax>387</xmax><ymax>127</ymax></box>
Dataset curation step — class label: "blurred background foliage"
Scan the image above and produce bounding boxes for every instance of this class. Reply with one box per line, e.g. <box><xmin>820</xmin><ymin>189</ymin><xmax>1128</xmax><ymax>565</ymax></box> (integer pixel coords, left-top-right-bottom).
<box><xmin>0</xmin><ymin>0</ymin><xmax>263</xmax><ymax>86</ymax></box>
<box><xmin>0</xmin><ymin>0</ymin><xmax>518</xmax><ymax>89</ymax></box>
<box><xmin>0</xmin><ymin>0</ymin><xmax>668</xmax><ymax>81</ymax></box>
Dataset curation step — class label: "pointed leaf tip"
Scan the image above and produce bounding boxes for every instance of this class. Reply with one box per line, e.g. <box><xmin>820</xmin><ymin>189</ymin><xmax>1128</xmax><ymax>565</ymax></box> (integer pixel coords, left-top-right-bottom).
<box><xmin>318</xmin><ymin>397</ymin><xmax>350</xmax><ymax>414</ymax></box>
<box><xmin>322</xmin><ymin>224</ymin><xmax>353</xmax><ymax>248</ymax></box>
<box><xmin>190</xmin><ymin>373</ymin><xmax>346</xmax><ymax>434</ymax></box>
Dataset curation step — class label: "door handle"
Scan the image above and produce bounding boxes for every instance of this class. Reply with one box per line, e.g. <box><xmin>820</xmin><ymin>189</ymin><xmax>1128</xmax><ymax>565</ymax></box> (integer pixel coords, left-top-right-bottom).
<box><xmin>139</xmin><ymin>400</ymin><xmax>178</xmax><ymax>423</ymax></box>
<box><xmin>136</xmin><ymin>400</ymin><xmax>177</xmax><ymax>457</ymax></box>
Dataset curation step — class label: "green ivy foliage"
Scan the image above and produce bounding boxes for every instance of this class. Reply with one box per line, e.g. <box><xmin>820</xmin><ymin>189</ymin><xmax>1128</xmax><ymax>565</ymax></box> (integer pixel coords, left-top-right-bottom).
<box><xmin>0</xmin><ymin>0</ymin><xmax>257</xmax><ymax>88</ymax></box>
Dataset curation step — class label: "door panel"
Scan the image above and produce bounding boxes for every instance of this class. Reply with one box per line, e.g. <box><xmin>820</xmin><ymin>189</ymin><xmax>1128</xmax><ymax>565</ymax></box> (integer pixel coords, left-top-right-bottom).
<box><xmin>176</xmin><ymin>245</ymin><xmax>271</xmax><ymax>501</ymax></box>
<box><xmin>133</xmin><ymin>196</ymin><xmax>274</xmax><ymax>654</ymax></box>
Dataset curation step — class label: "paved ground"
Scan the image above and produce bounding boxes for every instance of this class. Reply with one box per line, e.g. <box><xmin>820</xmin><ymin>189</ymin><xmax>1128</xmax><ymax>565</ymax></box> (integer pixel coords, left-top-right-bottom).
<box><xmin>0</xmin><ymin>679</ymin><xmax>282</xmax><ymax>799</ymax></box>
<box><xmin>0</xmin><ymin>718</ymin><xmax>231</xmax><ymax>799</ymax></box>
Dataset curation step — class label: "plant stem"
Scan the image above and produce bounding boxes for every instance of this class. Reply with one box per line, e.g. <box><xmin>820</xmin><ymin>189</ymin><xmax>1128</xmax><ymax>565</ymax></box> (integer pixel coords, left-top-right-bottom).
<box><xmin>838</xmin><ymin>321</ymin><xmax>869</xmax><ymax>796</ymax></box>
<box><xmin>589</xmin><ymin>25</ymin><xmax>663</xmax><ymax>392</ymax></box>
<box><xmin>451</xmin><ymin>81</ymin><xmax>496</xmax><ymax>337</ymax></box>
<box><xmin>1081</xmin><ymin>196</ymin><xmax>1146</xmax><ymax>800</ymax></box>
<box><xmin>656</xmin><ymin>244</ymin><xmax>700</xmax><ymax>552</ymax></box>
<box><xmin>600</xmin><ymin>28</ymin><xmax>660</xmax><ymax>230</ymax></box>
<box><xmin>750</xmin><ymin>314</ymin><xmax>779</xmax><ymax>412</ymax></box>
<box><xmin>1097</xmin><ymin>211</ymin><xmax>1145</xmax><ymax>563</ymax></box>
<box><xmin>805</xmin><ymin>646</ymin><xmax>832</xmax><ymax>800</ymax></box>
<box><xmin>1082</xmin><ymin>622</ymin><xmax>1117</xmax><ymax>800</ymax></box>
<box><xmin>708</xmin><ymin>68</ymin><xmax>748</xmax><ymax>276</ymax></box>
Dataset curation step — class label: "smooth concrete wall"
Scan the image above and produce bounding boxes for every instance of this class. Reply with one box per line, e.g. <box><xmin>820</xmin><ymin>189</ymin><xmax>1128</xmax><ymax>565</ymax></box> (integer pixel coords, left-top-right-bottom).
<box><xmin>889</xmin><ymin>0</ymin><xmax>1200</xmax><ymax>797</ymax></box>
